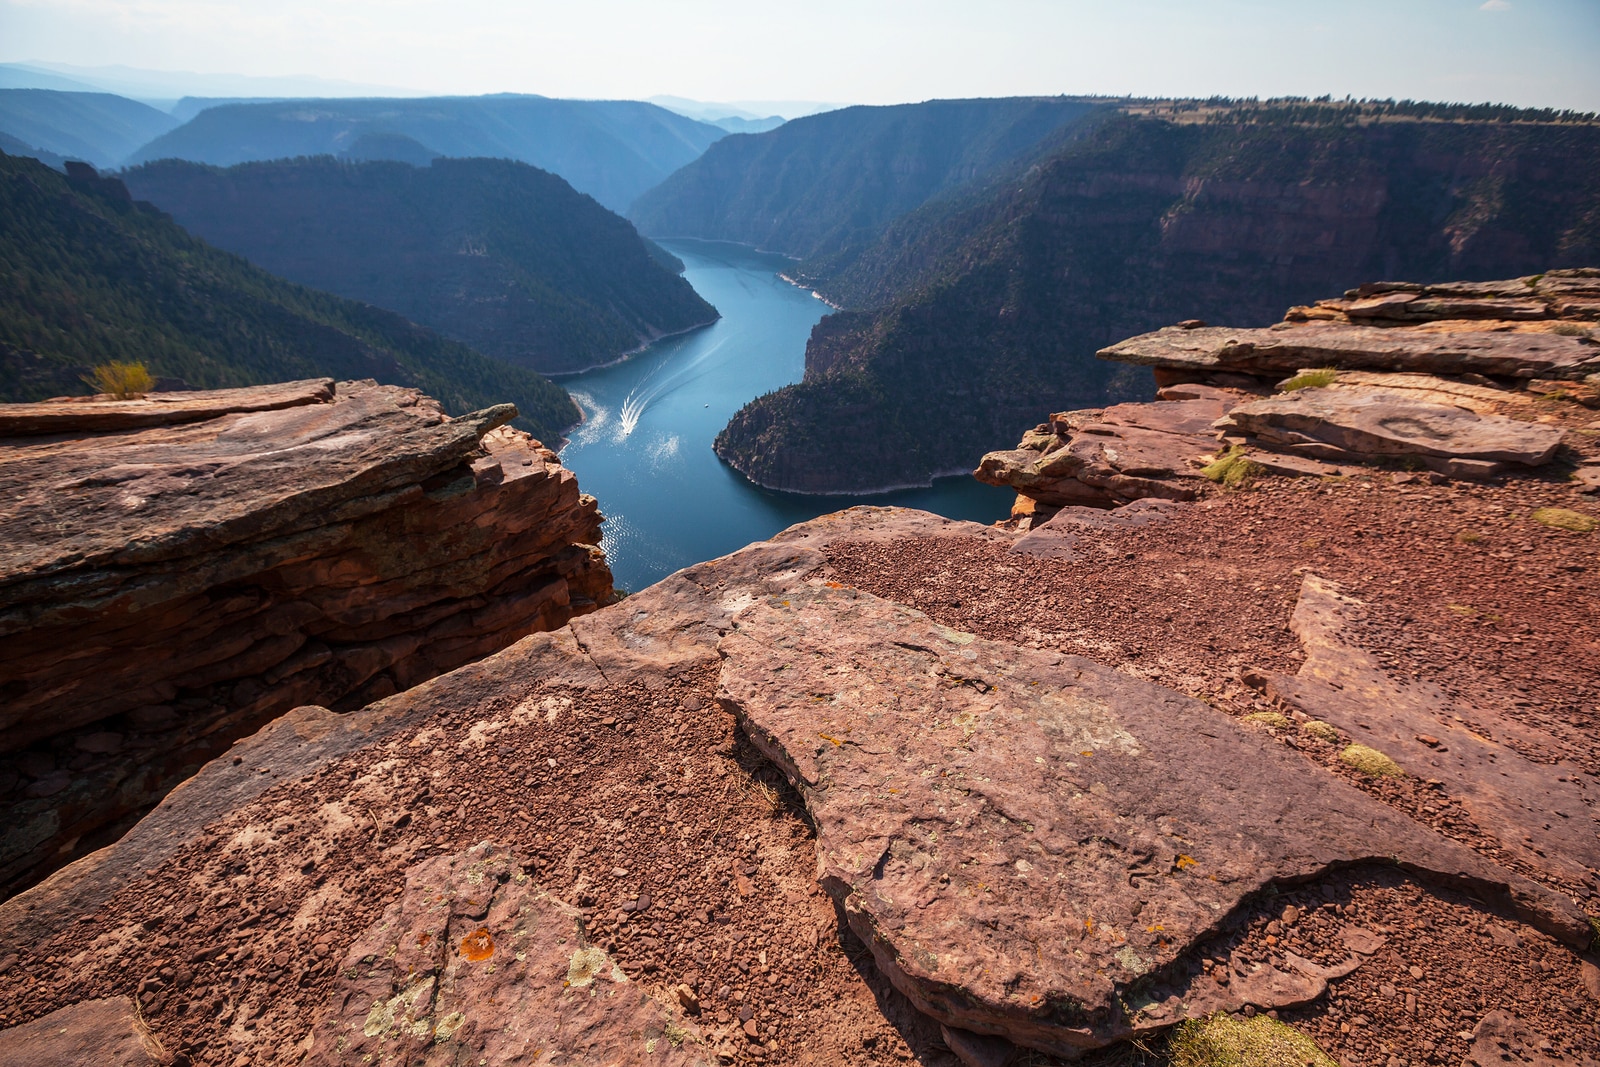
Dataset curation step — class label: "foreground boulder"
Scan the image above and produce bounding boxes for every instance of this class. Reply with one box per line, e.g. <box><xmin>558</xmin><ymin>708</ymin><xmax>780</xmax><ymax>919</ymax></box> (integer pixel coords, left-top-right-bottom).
<box><xmin>717</xmin><ymin>582</ymin><xmax>1585</xmax><ymax>1056</ymax></box>
<box><xmin>0</xmin><ymin>379</ymin><xmax>610</xmax><ymax>896</ymax></box>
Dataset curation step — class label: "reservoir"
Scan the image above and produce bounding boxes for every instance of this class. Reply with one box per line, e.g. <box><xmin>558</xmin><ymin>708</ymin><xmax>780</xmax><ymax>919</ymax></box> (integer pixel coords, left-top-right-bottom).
<box><xmin>557</xmin><ymin>239</ymin><xmax>1013</xmax><ymax>593</ymax></box>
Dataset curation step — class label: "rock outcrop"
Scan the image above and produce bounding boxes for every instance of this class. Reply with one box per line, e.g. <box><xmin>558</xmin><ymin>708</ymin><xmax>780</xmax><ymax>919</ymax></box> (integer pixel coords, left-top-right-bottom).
<box><xmin>0</xmin><ymin>379</ymin><xmax>611</xmax><ymax>897</ymax></box>
<box><xmin>979</xmin><ymin>272</ymin><xmax>1597</xmax><ymax>512</ymax></box>
<box><xmin>1</xmin><ymin>506</ymin><xmax>1591</xmax><ymax>1065</ymax></box>
<box><xmin>1218</xmin><ymin>388</ymin><xmax>1563</xmax><ymax>478</ymax></box>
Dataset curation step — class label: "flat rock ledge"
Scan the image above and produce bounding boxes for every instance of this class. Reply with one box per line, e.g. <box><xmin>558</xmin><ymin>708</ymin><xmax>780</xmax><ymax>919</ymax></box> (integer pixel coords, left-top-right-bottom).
<box><xmin>0</xmin><ymin>379</ymin><xmax>611</xmax><ymax>897</ymax></box>
<box><xmin>980</xmin><ymin>271</ymin><xmax>1596</xmax><ymax>514</ymax></box>
<box><xmin>1218</xmin><ymin>387</ymin><xmax>1563</xmax><ymax>478</ymax></box>
<box><xmin>3</xmin><ymin>507</ymin><xmax>1584</xmax><ymax>1064</ymax></box>
<box><xmin>716</xmin><ymin>582</ymin><xmax>1586</xmax><ymax>1057</ymax></box>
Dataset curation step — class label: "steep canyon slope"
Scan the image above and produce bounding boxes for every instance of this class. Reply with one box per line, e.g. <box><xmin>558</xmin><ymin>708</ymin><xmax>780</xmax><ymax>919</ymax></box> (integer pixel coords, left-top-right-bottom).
<box><xmin>669</xmin><ymin>101</ymin><xmax>1600</xmax><ymax>492</ymax></box>
<box><xmin>0</xmin><ymin>88</ymin><xmax>178</xmax><ymax>169</ymax></box>
<box><xmin>0</xmin><ymin>152</ymin><xmax>579</xmax><ymax>441</ymax></box>
<box><xmin>122</xmin><ymin>156</ymin><xmax>718</xmax><ymax>376</ymax></box>
<box><xmin>629</xmin><ymin>96</ymin><xmax>1102</xmax><ymax>259</ymax></box>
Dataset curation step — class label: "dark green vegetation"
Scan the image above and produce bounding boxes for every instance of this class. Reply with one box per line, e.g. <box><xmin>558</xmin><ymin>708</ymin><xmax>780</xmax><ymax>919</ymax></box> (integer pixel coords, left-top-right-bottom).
<box><xmin>123</xmin><ymin>156</ymin><xmax>718</xmax><ymax>375</ymax></box>
<box><xmin>692</xmin><ymin>104</ymin><xmax>1600</xmax><ymax>492</ymax></box>
<box><xmin>0</xmin><ymin>131</ymin><xmax>65</xmax><ymax>170</ymax></box>
<box><xmin>0</xmin><ymin>151</ymin><xmax>579</xmax><ymax>442</ymax></box>
<box><xmin>630</xmin><ymin>97</ymin><xmax>1103</xmax><ymax>260</ymax></box>
<box><xmin>0</xmin><ymin>89</ymin><xmax>179</xmax><ymax>168</ymax></box>
<box><xmin>128</xmin><ymin>96</ymin><xmax>727</xmax><ymax>212</ymax></box>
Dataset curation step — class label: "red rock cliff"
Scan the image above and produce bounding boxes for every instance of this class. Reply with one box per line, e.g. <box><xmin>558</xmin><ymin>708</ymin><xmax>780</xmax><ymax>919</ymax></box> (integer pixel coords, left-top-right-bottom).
<box><xmin>0</xmin><ymin>378</ymin><xmax>611</xmax><ymax>896</ymax></box>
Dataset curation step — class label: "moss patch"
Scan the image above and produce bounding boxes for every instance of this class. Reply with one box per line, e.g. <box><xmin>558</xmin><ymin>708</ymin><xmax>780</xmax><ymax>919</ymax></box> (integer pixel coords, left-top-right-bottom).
<box><xmin>1301</xmin><ymin>720</ymin><xmax>1341</xmax><ymax>744</ymax></box>
<box><xmin>1243</xmin><ymin>712</ymin><xmax>1292</xmax><ymax>729</ymax></box>
<box><xmin>1341</xmin><ymin>743</ymin><xmax>1404</xmax><ymax>778</ymax></box>
<box><xmin>1203</xmin><ymin>447</ymin><xmax>1266</xmax><ymax>488</ymax></box>
<box><xmin>1531</xmin><ymin>507</ymin><xmax>1597</xmax><ymax>532</ymax></box>
<box><xmin>1279</xmin><ymin>368</ymin><xmax>1338</xmax><ymax>392</ymax></box>
<box><xmin>1169</xmin><ymin>1012</ymin><xmax>1337</xmax><ymax>1067</ymax></box>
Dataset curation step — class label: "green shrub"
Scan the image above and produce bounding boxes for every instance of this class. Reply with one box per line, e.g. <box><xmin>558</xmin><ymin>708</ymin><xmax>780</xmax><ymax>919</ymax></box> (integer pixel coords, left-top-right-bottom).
<box><xmin>1300</xmin><ymin>720</ymin><xmax>1341</xmax><ymax>743</ymax></box>
<box><xmin>83</xmin><ymin>360</ymin><xmax>153</xmax><ymax>400</ymax></box>
<box><xmin>1202</xmin><ymin>447</ymin><xmax>1266</xmax><ymax>488</ymax></box>
<box><xmin>1531</xmin><ymin>507</ymin><xmax>1597</xmax><ymax>532</ymax></box>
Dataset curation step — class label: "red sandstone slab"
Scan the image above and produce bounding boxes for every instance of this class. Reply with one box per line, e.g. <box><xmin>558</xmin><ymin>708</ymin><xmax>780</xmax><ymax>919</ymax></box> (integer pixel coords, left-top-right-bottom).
<box><xmin>715</xmin><ymin>584</ymin><xmax>1589</xmax><ymax>1056</ymax></box>
<box><xmin>0</xmin><ymin>378</ymin><xmax>335</xmax><ymax>437</ymax></box>
<box><xmin>1100</xmin><ymin>324</ymin><xmax>1600</xmax><ymax>381</ymax></box>
<box><xmin>1263</xmin><ymin>575</ymin><xmax>1599</xmax><ymax>891</ymax></box>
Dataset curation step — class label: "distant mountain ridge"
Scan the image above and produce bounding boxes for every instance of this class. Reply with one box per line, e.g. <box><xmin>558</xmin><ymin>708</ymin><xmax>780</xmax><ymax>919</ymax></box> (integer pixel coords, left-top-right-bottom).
<box><xmin>0</xmin><ymin>151</ymin><xmax>579</xmax><ymax>443</ymax></box>
<box><xmin>704</xmin><ymin>101</ymin><xmax>1600</xmax><ymax>492</ymax></box>
<box><xmin>0</xmin><ymin>89</ymin><xmax>179</xmax><ymax>168</ymax></box>
<box><xmin>122</xmin><ymin>155</ymin><xmax>719</xmax><ymax>376</ymax></box>
<box><xmin>629</xmin><ymin>97</ymin><xmax>1105</xmax><ymax>260</ymax></box>
<box><xmin>127</xmin><ymin>95</ymin><xmax>727</xmax><ymax>212</ymax></box>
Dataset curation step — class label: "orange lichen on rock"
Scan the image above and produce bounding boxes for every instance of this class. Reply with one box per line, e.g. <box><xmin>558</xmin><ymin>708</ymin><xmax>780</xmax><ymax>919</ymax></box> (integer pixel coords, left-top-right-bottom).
<box><xmin>458</xmin><ymin>927</ymin><xmax>494</xmax><ymax>962</ymax></box>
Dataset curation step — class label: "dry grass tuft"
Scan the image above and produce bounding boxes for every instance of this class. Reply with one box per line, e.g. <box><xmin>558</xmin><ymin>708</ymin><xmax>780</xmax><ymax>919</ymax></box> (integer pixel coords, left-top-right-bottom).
<box><xmin>1340</xmin><ymin>743</ymin><xmax>1404</xmax><ymax>778</ymax></box>
<box><xmin>1169</xmin><ymin>1012</ymin><xmax>1337</xmax><ymax>1067</ymax></box>
<box><xmin>1531</xmin><ymin>507</ymin><xmax>1596</xmax><ymax>533</ymax></box>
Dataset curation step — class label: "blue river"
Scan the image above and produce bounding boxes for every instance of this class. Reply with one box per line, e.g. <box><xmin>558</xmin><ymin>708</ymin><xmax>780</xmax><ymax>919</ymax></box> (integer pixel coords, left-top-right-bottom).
<box><xmin>556</xmin><ymin>239</ymin><xmax>1013</xmax><ymax>593</ymax></box>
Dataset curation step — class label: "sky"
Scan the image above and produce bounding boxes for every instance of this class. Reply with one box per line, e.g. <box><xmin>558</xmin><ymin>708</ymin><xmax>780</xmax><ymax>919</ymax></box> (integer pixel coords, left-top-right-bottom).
<box><xmin>2</xmin><ymin>0</ymin><xmax>1598</xmax><ymax>111</ymax></box>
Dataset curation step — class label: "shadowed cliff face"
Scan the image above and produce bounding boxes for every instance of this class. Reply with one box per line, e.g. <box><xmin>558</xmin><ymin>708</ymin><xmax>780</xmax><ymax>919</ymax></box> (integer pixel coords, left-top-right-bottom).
<box><xmin>0</xmin><ymin>380</ymin><xmax>612</xmax><ymax>898</ymax></box>
<box><xmin>710</xmin><ymin>111</ymin><xmax>1600</xmax><ymax>493</ymax></box>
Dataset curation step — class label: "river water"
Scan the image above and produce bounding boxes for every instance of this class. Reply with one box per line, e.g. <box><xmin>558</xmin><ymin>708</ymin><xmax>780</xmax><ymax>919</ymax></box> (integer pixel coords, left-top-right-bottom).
<box><xmin>556</xmin><ymin>239</ymin><xmax>1013</xmax><ymax>593</ymax></box>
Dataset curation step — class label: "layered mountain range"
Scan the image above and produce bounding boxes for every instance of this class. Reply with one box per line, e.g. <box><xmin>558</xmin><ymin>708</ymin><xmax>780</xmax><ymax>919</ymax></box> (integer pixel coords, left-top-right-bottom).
<box><xmin>630</xmin><ymin>96</ymin><xmax>1101</xmax><ymax>260</ymax></box>
<box><xmin>125</xmin><ymin>95</ymin><xmax>728</xmax><ymax>212</ymax></box>
<box><xmin>0</xmin><ymin>88</ymin><xmax>178</xmax><ymax>169</ymax></box>
<box><xmin>123</xmin><ymin>156</ymin><xmax>718</xmax><ymax>375</ymax></box>
<box><xmin>0</xmin><ymin>152</ymin><xmax>579</xmax><ymax>441</ymax></box>
<box><xmin>635</xmin><ymin>99</ymin><xmax>1600</xmax><ymax>493</ymax></box>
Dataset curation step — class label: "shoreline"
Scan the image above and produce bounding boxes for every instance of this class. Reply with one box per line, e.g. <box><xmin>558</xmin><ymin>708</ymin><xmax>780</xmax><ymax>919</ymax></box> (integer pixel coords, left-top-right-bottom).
<box><xmin>722</xmin><ymin>458</ymin><xmax>980</xmax><ymax>498</ymax></box>
<box><xmin>777</xmin><ymin>272</ymin><xmax>843</xmax><ymax>310</ymax></box>
<box><xmin>543</xmin><ymin>316</ymin><xmax>720</xmax><ymax>381</ymax></box>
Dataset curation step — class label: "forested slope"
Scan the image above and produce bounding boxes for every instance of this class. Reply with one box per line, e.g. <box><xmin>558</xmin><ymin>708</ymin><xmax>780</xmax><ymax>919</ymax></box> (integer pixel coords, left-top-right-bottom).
<box><xmin>0</xmin><ymin>152</ymin><xmax>579</xmax><ymax>442</ymax></box>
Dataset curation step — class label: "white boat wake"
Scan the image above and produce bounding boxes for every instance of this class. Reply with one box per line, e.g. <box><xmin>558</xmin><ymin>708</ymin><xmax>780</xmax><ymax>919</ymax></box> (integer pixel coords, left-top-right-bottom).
<box><xmin>615</xmin><ymin>337</ymin><xmax>729</xmax><ymax>439</ymax></box>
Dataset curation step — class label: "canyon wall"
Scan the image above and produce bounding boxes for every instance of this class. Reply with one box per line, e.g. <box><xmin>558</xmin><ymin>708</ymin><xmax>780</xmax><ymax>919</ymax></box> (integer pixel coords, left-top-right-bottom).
<box><xmin>705</xmin><ymin>107</ymin><xmax>1600</xmax><ymax>492</ymax></box>
<box><xmin>0</xmin><ymin>379</ymin><xmax>612</xmax><ymax>897</ymax></box>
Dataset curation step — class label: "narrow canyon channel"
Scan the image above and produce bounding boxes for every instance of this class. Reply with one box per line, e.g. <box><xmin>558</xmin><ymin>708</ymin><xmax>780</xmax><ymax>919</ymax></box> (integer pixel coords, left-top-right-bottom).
<box><xmin>557</xmin><ymin>238</ymin><xmax>1013</xmax><ymax>592</ymax></box>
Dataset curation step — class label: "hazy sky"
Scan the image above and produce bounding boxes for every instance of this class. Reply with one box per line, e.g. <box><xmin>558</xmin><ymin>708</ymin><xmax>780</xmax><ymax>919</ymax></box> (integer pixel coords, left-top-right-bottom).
<box><xmin>3</xmin><ymin>0</ymin><xmax>1598</xmax><ymax>110</ymax></box>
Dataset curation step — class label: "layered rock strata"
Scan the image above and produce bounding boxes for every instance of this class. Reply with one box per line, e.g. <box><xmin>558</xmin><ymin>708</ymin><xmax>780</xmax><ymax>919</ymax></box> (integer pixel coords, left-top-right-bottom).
<box><xmin>1</xmin><ymin>507</ymin><xmax>1590</xmax><ymax>1065</ymax></box>
<box><xmin>979</xmin><ymin>271</ymin><xmax>1598</xmax><ymax>511</ymax></box>
<box><xmin>0</xmin><ymin>379</ymin><xmax>611</xmax><ymax>897</ymax></box>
